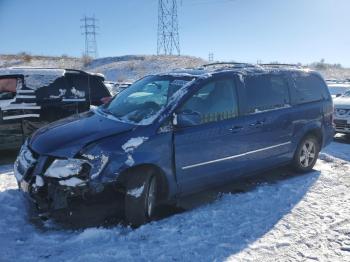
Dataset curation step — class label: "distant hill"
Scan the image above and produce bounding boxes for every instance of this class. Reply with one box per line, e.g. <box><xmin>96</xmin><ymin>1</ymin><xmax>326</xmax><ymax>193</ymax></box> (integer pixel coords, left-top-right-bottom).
<box><xmin>85</xmin><ymin>55</ymin><xmax>206</xmax><ymax>81</ymax></box>
<box><xmin>1</xmin><ymin>53</ymin><xmax>349</xmax><ymax>81</ymax></box>
<box><xmin>0</xmin><ymin>54</ymin><xmax>83</xmax><ymax>69</ymax></box>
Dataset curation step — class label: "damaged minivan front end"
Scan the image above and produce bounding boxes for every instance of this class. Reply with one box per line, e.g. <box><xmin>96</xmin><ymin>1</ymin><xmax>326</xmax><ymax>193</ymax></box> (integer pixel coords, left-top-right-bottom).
<box><xmin>13</xmin><ymin>112</ymin><xmax>137</xmax><ymax>221</ymax></box>
<box><xmin>14</xmin><ymin>141</ymin><xmax>111</xmax><ymax>216</ymax></box>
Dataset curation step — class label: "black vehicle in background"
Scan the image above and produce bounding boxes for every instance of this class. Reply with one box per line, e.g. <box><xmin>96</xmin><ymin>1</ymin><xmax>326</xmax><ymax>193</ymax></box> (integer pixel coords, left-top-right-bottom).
<box><xmin>0</xmin><ymin>68</ymin><xmax>111</xmax><ymax>150</ymax></box>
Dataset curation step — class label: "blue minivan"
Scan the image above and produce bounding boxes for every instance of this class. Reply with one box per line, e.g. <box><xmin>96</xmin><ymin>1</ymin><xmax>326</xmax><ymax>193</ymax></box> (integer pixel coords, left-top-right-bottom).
<box><xmin>14</xmin><ymin>63</ymin><xmax>334</xmax><ymax>226</ymax></box>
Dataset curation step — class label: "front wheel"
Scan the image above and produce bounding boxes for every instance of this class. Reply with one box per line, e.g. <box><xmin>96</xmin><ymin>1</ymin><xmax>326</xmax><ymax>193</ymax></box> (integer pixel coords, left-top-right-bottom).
<box><xmin>292</xmin><ymin>135</ymin><xmax>320</xmax><ymax>173</ymax></box>
<box><xmin>125</xmin><ymin>171</ymin><xmax>158</xmax><ymax>227</ymax></box>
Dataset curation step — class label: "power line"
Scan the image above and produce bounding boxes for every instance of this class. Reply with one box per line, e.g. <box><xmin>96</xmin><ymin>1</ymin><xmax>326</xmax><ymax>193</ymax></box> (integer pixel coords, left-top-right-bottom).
<box><xmin>157</xmin><ymin>0</ymin><xmax>180</xmax><ymax>56</ymax></box>
<box><xmin>81</xmin><ymin>15</ymin><xmax>99</xmax><ymax>58</ymax></box>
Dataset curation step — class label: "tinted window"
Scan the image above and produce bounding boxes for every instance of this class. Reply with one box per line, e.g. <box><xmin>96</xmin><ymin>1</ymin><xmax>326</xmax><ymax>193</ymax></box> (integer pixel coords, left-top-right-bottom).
<box><xmin>293</xmin><ymin>74</ymin><xmax>326</xmax><ymax>103</ymax></box>
<box><xmin>245</xmin><ymin>74</ymin><xmax>290</xmax><ymax>113</ymax></box>
<box><xmin>180</xmin><ymin>78</ymin><xmax>238</xmax><ymax>124</ymax></box>
<box><xmin>89</xmin><ymin>77</ymin><xmax>111</xmax><ymax>103</ymax></box>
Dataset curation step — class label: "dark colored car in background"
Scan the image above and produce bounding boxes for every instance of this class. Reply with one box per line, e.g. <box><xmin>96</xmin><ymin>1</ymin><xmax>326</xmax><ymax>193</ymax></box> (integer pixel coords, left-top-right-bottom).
<box><xmin>14</xmin><ymin>63</ymin><xmax>334</xmax><ymax>226</ymax></box>
<box><xmin>0</xmin><ymin>68</ymin><xmax>111</xmax><ymax>150</ymax></box>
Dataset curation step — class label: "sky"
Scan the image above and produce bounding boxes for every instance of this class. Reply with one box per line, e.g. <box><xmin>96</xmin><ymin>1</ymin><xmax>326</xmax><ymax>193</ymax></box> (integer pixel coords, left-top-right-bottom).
<box><xmin>1</xmin><ymin>0</ymin><xmax>350</xmax><ymax>65</ymax></box>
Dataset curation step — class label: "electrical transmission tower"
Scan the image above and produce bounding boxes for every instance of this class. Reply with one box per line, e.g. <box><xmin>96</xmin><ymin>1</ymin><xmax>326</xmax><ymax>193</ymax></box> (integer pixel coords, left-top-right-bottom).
<box><xmin>157</xmin><ymin>0</ymin><xmax>180</xmax><ymax>56</ymax></box>
<box><xmin>81</xmin><ymin>16</ymin><xmax>99</xmax><ymax>58</ymax></box>
<box><xmin>208</xmin><ymin>52</ymin><xmax>214</xmax><ymax>62</ymax></box>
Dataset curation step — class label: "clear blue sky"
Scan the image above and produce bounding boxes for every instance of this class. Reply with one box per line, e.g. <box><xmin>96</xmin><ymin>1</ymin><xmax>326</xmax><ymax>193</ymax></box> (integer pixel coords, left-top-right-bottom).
<box><xmin>1</xmin><ymin>0</ymin><xmax>350</xmax><ymax>65</ymax></box>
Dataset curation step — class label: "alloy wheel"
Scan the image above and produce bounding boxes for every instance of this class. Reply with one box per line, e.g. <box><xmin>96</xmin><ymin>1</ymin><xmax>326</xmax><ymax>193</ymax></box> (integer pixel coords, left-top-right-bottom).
<box><xmin>299</xmin><ymin>140</ymin><xmax>316</xmax><ymax>168</ymax></box>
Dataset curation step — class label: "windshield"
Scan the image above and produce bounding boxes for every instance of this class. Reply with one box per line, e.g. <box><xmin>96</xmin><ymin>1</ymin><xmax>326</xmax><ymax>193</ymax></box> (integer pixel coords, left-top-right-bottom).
<box><xmin>103</xmin><ymin>75</ymin><xmax>193</xmax><ymax>124</ymax></box>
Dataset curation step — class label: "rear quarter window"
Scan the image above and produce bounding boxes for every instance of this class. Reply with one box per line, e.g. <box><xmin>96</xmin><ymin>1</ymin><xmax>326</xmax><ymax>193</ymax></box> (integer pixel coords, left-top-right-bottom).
<box><xmin>89</xmin><ymin>77</ymin><xmax>111</xmax><ymax>101</ymax></box>
<box><xmin>293</xmin><ymin>74</ymin><xmax>329</xmax><ymax>104</ymax></box>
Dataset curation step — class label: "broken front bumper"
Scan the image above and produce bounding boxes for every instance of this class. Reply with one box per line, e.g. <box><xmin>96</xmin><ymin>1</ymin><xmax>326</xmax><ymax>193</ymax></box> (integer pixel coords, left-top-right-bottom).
<box><xmin>14</xmin><ymin>143</ymin><xmax>115</xmax><ymax>216</ymax></box>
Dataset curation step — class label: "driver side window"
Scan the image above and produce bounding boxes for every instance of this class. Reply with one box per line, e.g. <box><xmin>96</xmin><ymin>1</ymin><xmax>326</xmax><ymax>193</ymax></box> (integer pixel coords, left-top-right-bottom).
<box><xmin>180</xmin><ymin>78</ymin><xmax>238</xmax><ymax>124</ymax></box>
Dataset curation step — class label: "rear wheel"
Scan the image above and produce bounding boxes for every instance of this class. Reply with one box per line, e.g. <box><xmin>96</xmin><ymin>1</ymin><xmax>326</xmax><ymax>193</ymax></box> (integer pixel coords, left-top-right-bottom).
<box><xmin>124</xmin><ymin>170</ymin><xmax>158</xmax><ymax>227</ymax></box>
<box><xmin>292</xmin><ymin>135</ymin><xmax>320</xmax><ymax>173</ymax></box>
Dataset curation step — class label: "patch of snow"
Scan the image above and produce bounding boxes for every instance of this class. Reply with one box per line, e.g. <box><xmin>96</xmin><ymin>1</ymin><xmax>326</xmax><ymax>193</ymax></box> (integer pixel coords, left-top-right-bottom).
<box><xmin>127</xmin><ymin>185</ymin><xmax>145</xmax><ymax>198</ymax></box>
<box><xmin>35</xmin><ymin>176</ymin><xmax>44</xmax><ymax>187</ymax></box>
<box><xmin>0</xmin><ymin>98</ymin><xmax>15</xmax><ymax>110</ymax></box>
<box><xmin>44</xmin><ymin>159</ymin><xmax>86</xmax><ymax>179</ymax></box>
<box><xmin>50</xmin><ymin>89</ymin><xmax>66</xmax><ymax>99</ymax></box>
<box><xmin>91</xmin><ymin>155</ymin><xmax>109</xmax><ymax>180</ymax></box>
<box><xmin>128</xmin><ymin>92</ymin><xmax>152</xmax><ymax>98</ymax></box>
<box><xmin>238</xmin><ymin>73</ymin><xmax>244</xmax><ymax>83</ymax></box>
<box><xmin>59</xmin><ymin>177</ymin><xmax>86</xmax><ymax>187</ymax></box>
<box><xmin>125</xmin><ymin>155</ymin><xmax>135</xmax><ymax>167</ymax></box>
<box><xmin>122</xmin><ymin>137</ymin><xmax>148</xmax><ymax>153</ymax></box>
<box><xmin>1</xmin><ymin>103</ymin><xmax>41</xmax><ymax>110</ymax></box>
<box><xmin>71</xmin><ymin>87</ymin><xmax>85</xmax><ymax>98</ymax></box>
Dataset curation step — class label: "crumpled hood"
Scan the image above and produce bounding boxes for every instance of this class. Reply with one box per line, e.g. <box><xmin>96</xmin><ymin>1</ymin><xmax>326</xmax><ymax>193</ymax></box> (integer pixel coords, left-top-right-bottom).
<box><xmin>30</xmin><ymin>110</ymin><xmax>135</xmax><ymax>158</ymax></box>
<box><xmin>334</xmin><ymin>97</ymin><xmax>350</xmax><ymax>109</ymax></box>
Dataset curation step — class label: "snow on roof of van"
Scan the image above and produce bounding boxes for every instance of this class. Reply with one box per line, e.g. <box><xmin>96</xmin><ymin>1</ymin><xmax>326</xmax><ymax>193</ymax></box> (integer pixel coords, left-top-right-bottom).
<box><xmin>0</xmin><ymin>67</ymin><xmax>105</xmax><ymax>89</ymax></box>
<box><xmin>162</xmin><ymin>65</ymin><xmax>314</xmax><ymax>79</ymax></box>
<box><xmin>0</xmin><ymin>67</ymin><xmax>66</xmax><ymax>90</ymax></box>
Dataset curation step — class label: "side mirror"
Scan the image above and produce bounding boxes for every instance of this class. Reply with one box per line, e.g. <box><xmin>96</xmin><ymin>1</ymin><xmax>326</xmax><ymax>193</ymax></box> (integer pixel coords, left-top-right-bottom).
<box><xmin>101</xmin><ymin>96</ymin><xmax>113</xmax><ymax>104</ymax></box>
<box><xmin>173</xmin><ymin>110</ymin><xmax>202</xmax><ymax>128</ymax></box>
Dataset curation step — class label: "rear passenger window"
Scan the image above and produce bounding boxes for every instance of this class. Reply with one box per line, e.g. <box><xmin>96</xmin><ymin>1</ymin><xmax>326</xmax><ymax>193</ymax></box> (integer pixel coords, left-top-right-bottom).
<box><xmin>245</xmin><ymin>74</ymin><xmax>290</xmax><ymax>114</ymax></box>
<box><xmin>293</xmin><ymin>74</ymin><xmax>325</xmax><ymax>103</ymax></box>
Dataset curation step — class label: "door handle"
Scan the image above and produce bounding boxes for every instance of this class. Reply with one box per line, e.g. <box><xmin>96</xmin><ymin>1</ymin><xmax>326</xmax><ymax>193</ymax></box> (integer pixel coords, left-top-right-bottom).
<box><xmin>229</xmin><ymin>126</ymin><xmax>243</xmax><ymax>133</ymax></box>
<box><xmin>249</xmin><ymin>119</ymin><xmax>266</xmax><ymax>127</ymax></box>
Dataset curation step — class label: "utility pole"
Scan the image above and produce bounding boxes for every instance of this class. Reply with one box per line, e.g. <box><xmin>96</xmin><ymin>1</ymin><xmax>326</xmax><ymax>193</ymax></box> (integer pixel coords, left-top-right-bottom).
<box><xmin>157</xmin><ymin>0</ymin><xmax>180</xmax><ymax>56</ymax></box>
<box><xmin>208</xmin><ymin>52</ymin><xmax>214</xmax><ymax>62</ymax></box>
<box><xmin>81</xmin><ymin>15</ymin><xmax>99</xmax><ymax>58</ymax></box>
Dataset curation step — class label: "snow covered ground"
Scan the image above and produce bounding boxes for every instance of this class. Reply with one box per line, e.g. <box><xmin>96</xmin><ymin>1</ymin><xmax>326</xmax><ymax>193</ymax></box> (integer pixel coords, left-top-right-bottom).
<box><xmin>0</xmin><ymin>141</ymin><xmax>350</xmax><ymax>261</ymax></box>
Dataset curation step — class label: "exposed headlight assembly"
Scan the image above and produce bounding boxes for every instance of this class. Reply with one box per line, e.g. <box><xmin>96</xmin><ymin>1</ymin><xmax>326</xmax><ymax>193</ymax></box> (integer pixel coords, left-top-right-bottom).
<box><xmin>44</xmin><ymin>159</ymin><xmax>91</xmax><ymax>180</ymax></box>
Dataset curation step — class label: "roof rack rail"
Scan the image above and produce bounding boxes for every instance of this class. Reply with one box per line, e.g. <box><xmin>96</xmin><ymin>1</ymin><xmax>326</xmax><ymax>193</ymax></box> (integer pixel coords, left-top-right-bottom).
<box><xmin>202</xmin><ymin>62</ymin><xmax>257</xmax><ymax>68</ymax></box>
<box><xmin>259</xmin><ymin>63</ymin><xmax>304</xmax><ymax>68</ymax></box>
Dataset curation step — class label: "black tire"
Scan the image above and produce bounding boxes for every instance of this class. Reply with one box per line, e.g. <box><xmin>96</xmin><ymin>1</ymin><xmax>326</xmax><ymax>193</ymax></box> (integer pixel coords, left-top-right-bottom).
<box><xmin>292</xmin><ymin>135</ymin><xmax>320</xmax><ymax>173</ymax></box>
<box><xmin>124</xmin><ymin>170</ymin><xmax>158</xmax><ymax>227</ymax></box>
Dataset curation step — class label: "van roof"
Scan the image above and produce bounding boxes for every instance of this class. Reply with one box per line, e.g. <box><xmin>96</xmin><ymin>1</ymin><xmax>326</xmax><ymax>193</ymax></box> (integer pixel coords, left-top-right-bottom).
<box><xmin>165</xmin><ymin>63</ymin><xmax>316</xmax><ymax>78</ymax></box>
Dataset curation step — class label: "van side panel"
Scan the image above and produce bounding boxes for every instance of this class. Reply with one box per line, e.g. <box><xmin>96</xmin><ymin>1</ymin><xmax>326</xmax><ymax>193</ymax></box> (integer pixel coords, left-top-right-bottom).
<box><xmin>287</xmin><ymin>72</ymin><xmax>334</xmax><ymax>153</ymax></box>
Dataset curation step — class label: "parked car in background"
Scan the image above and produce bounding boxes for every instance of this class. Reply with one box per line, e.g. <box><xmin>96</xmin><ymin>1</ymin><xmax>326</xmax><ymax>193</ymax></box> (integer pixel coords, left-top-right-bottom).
<box><xmin>333</xmin><ymin>90</ymin><xmax>350</xmax><ymax>134</ymax></box>
<box><xmin>14</xmin><ymin>63</ymin><xmax>334</xmax><ymax>226</ymax></box>
<box><xmin>0</xmin><ymin>68</ymin><xmax>111</xmax><ymax>150</ymax></box>
<box><xmin>326</xmin><ymin>80</ymin><xmax>350</xmax><ymax>98</ymax></box>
